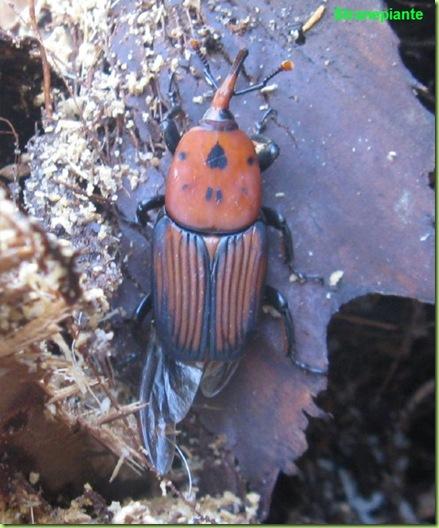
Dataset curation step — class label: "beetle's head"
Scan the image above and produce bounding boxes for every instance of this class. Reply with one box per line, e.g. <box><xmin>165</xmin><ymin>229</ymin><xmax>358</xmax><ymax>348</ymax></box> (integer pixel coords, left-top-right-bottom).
<box><xmin>190</xmin><ymin>41</ymin><xmax>293</xmax><ymax>130</ymax></box>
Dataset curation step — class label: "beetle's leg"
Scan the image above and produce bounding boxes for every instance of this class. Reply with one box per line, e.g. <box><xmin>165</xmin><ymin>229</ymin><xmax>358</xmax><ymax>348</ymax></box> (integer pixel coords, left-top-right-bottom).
<box><xmin>190</xmin><ymin>39</ymin><xmax>218</xmax><ymax>89</ymax></box>
<box><xmin>251</xmin><ymin>134</ymin><xmax>280</xmax><ymax>172</ymax></box>
<box><xmin>262</xmin><ymin>206</ymin><xmax>324</xmax><ymax>284</ymax></box>
<box><xmin>264</xmin><ymin>285</ymin><xmax>327</xmax><ymax>375</ymax></box>
<box><xmin>134</xmin><ymin>292</ymin><xmax>153</xmax><ymax>325</ymax></box>
<box><xmin>112</xmin><ymin>294</ymin><xmax>153</xmax><ymax>371</ymax></box>
<box><xmin>161</xmin><ymin>73</ymin><xmax>185</xmax><ymax>154</ymax></box>
<box><xmin>251</xmin><ymin>109</ymin><xmax>279</xmax><ymax>172</ymax></box>
<box><xmin>136</xmin><ymin>194</ymin><xmax>165</xmax><ymax>226</ymax></box>
<box><xmin>261</xmin><ymin>206</ymin><xmax>293</xmax><ymax>267</ymax></box>
<box><xmin>161</xmin><ymin>107</ymin><xmax>183</xmax><ymax>154</ymax></box>
<box><xmin>255</xmin><ymin>107</ymin><xmax>277</xmax><ymax>134</ymax></box>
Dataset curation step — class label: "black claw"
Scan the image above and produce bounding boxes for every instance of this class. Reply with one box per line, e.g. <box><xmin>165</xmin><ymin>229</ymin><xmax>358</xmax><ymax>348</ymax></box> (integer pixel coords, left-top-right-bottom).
<box><xmin>289</xmin><ymin>356</ymin><xmax>328</xmax><ymax>375</ymax></box>
<box><xmin>290</xmin><ymin>270</ymin><xmax>325</xmax><ymax>285</ymax></box>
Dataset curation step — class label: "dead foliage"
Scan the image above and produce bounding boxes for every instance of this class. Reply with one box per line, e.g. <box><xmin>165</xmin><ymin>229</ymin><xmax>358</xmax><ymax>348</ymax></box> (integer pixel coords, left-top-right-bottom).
<box><xmin>0</xmin><ymin>0</ymin><xmax>434</xmax><ymax>523</ymax></box>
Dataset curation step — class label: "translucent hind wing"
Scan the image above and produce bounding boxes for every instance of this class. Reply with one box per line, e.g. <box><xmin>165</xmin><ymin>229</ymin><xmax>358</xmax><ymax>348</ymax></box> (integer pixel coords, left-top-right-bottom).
<box><xmin>200</xmin><ymin>360</ymin><xmax>241</xmax><ymax>398</ymax></box>
<box><xmin>139</xmin><ymin>331</ymin><xmax>203</xmax><ymax>475</ymax></box>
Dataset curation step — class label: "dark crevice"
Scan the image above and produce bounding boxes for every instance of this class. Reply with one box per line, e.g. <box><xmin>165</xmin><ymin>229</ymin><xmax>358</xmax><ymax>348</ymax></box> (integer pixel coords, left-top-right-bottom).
<box><xmin>383</xmin><ymin>0</ymin><xmax>435</xmax><ymax>113</ymax></box>
<box><xmin>266</xmin><ymin>294</ymin><xmax>434</xmax><ymax>524</ymax></box>
<box><xmin>0</xmin><ymin>32</ymin><xmax>65</xmax><ymax>167</ymax></box>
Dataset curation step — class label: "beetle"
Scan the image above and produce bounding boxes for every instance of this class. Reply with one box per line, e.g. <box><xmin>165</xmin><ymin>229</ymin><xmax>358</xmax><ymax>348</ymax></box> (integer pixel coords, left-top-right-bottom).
<box><xmin>134</xmin><ymin>43</ymin><xmax>326</xmax><ymax>475</ymax></box>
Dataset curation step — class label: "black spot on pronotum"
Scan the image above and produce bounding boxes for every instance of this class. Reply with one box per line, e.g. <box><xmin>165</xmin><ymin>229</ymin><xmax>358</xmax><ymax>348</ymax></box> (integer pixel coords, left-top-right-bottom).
<box><xmin>216</xmin><ymin>189</ymin><xmax>223</xmax><ymax>203</ymax></box>
<box><xmin>181</xmin><ymin>183</ymin><xmax>191</xmax><ymax>190</ymax></box>
<box><xmin>247</xmin><ymin>156</ymin><xmax>256</xmax><ymax>166</ymax></box>
<box><xmin>241</xmin><ymin>187</ymin><xmax>248</xmax><ymax>195</ymax></box>
<box><xmin>205</xmin><ymin>187</ymin><xmax>213</xmax><ymax>201</ymax></box>
<box><xmin>178</xmin><ymin>151</ymin><xmax>187</xmax><ymax>160</ymax></box>
<box><xmin>206</xmin><ymin>142</ymin><xmax>227</xmax><ymax>169</ymax></box>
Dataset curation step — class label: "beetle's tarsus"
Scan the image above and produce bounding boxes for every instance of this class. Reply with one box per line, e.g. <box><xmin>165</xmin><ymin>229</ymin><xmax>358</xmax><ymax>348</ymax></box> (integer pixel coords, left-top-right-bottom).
<box><xmin>290</xmin><ymin>356</ymin><xmax>328</xmax><ymax>375</ymax></box>
<box><xmin>255</xmin><ymin>107</ymin><xmax>277</xmax><ymax>134</ymax></box>
<box><xmin>136</xmin><ymin>195</ymin><xmax>165</xmax><ymax>226</ymax></box>
<box><xmin>264</xmin><ymin>284</ymin><xmax>327</xmax><ymax>375</ymax></box>
<box><xmin>290</xmin><ymin>269</ymin><xmax>325</xmax><ymax>285</ymax></box>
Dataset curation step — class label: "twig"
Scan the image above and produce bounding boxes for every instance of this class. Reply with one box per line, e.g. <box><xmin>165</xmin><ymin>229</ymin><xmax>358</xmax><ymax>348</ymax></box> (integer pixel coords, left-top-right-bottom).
<box><xmin>95</xmin><ymin>401</ymin><xmax>148</xmax><ymax>426</ymax></box>
<box><xmin>0</xmin><ymin>117</ymin><xmax>20</xmax><ymax>180</ymax></box>
<box><xmin>29</xmin><ymin>0</ymin><xmax>52</xmax><ymax>118</ymax></box>
<box><xmin>47</xmin><ymin>380</ymin><xmax>100</xmax><ymax>404</ymax></box>
<box><xmin>400</xmin><ymin>379</ymin><xmax>435</xmax><ymax>430</ymax></box>
<box><xmin>374</xmin><ymin>302</ymin><xmax>425</xmax><ymax>401</ymax></box>
<box><xmin>302</xmin><ymin>4</ymin><xmax>326</xmax><ymax>33</ymax></box>
<box><xmin>333</xmin><ymin>313</ymin><xmax>399</xmax><ymax>331</ymax></box>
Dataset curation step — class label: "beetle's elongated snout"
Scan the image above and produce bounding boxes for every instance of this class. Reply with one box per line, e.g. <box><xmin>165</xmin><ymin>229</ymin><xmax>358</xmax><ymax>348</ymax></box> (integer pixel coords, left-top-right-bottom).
<box><xmin>211</xmin><ymin>49</ymin><xmax>248</xmax><ymax>110</ymax></box>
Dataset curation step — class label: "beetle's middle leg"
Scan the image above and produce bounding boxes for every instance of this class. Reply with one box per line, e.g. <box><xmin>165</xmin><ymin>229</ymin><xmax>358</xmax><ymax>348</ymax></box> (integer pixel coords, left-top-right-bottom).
<box><xmin>262</xmin><ymin>206</ymin><xmax>323</xmax><ymax>284</ymax></box>
<box><xmin>136</xmin><ymin>195</ymin><xmax>165</xmax><ymax>226</ymax></box>
<box><xmin>264</xmin><ymin>285</ymin><xmax>327</xmax><ymax>375</ymax></box>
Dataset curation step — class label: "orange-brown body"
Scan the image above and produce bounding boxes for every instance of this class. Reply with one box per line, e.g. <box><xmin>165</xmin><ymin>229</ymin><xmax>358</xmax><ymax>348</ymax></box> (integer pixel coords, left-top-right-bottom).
<box><xmin>152</xmin><ymin>47</ymin><xmax>273</xmax><ymax>361</ymax></box>
<box><xmin>165</xmin><ymin>126</ymin><xmax>262</xmax><ymax>233</ymax></box>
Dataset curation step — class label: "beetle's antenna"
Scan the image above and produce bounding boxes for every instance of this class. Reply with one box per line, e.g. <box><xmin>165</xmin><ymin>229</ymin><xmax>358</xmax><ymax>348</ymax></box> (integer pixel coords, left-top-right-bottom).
<box><xmin>190</xmin><ymin>39</ymin><xmax>218</xmax><ymax>90</ymax></box>
<box><xmin>211</xmin><ymin>48</ymin><xmax>249</xmax><ymax>110</ymax></box>
<box><xmin>234</xmin><ymin>60</ymin><xmax>294</xmax><ymax>96</ymax></box>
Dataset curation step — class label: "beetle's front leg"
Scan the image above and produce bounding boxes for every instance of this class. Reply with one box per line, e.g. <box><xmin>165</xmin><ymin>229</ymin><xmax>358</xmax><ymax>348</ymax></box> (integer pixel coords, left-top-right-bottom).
<box><xmin>161</xmin><ymin>106</ymin><xmax>183</xmax><ymax>154</ymax></box>
<box><xmin>250</xmin><ymin>108</ymin><xmax>279</xmax><ymax>172</ymax></box>
<box><xmin>251</xmin><ymin>134</ymin><xmax>280</xmax><ymax>172</ymax></box>
<box><xmin>161</xmin><ymin>73</ymin><xmax>185</xmax><ymax>154</ymax></box>
<box><xmin>136</xmin><ymin>195</ymin><xmax>165</xmax><ymax>226</ymax></box>
<box><xmin>264</xmin><ymin>285</ymin><xmax>327</xmax><ymax>375</ymax></box>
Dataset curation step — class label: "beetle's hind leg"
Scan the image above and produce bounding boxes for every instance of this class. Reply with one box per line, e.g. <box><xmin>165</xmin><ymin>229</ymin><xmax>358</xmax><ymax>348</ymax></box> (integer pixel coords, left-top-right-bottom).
<box><xmin>111</xmin><ymin>293</ymin><xmax>153</xmax><ymax>371</ymax></box>
<box><xmin>134</xmin><ymin>292</ymin><xmax>152</xmax><ymax>325</ymax></box>
<box><xmin>262</xmin><ymin>206</ymin><xmax>323</xmax><ymax>284</ymax></box>
<box><xmin>161</xmin><ymin>72</ymin><xmax>185</xmax><ymax>154</ymax></box>
<box><xmin>264</xmin><ymin>285</ymin><xmax>327</xmax><ymax>375</ymax></box>
<box><xmin>251</xmin><ymin>108</ymin><xmax>280</xmax><ymax>172</ymax></box>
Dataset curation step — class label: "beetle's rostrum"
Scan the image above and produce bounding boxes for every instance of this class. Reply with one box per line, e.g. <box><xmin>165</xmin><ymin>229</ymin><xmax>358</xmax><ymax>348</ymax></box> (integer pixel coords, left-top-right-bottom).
<box><xmin>134</xmin><ymin>44</ymin><xmax>326</xmax><ymax>476</ymax></box>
